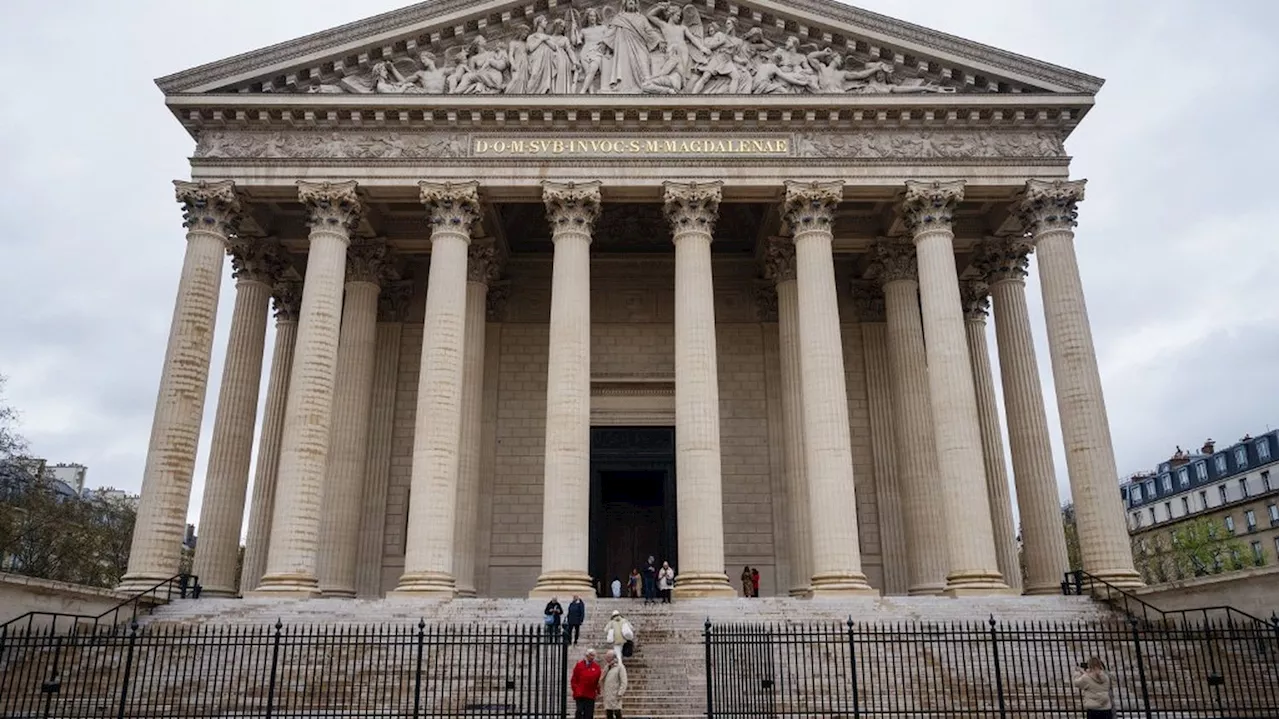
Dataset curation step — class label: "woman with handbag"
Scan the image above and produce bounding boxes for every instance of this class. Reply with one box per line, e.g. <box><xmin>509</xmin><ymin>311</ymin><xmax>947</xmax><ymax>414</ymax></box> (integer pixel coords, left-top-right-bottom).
<box><xmin>1072</xmin><ymin>656</ymin><xmax>1115</xmax><ymax>719</ymax></box>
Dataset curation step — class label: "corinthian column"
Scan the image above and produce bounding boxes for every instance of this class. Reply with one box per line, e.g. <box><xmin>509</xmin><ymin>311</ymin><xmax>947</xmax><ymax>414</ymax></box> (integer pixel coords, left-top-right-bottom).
<box><xmin>191</xmin><ymin>239</ymin><xmax>284</xmax><ymax>596</ymax></box>
<box><xmin>870</xmin><ymin>240</ymin><xmax>946</xmax><ymax>595</ymax></box>
<box><xmin>976</xmin><ymin>237</ymin><xmax>1071</xmax><ymax>594</ymax></box>
<box><xmin>1014</xmin><ymin>180</ymin><xmax>1141</xmax><ymax>587</ymax></box>
<box><xmin>780</xmin><ymin>180</ymin><xmax>875</xmax><ymax>596</ymax></box>
<box><xmin>393</xmin><ymin>182</ymin><xmax>479</xmax><ymax>596</ymax></box>
<box><xmin>851</xmin><ymin>280</ymin><xmax>907</xmax><ymax>596</ymax></box>
<box><xmin>959</xmin><ymin>280</ymin><xmax>1023</xmax><ymax>593</ymax></box>
<box><xmin>255</xmin><ymin>181</ymin><xmax>363</xmax><ymax>595</ymax></box>
<box><xmin>764</xmin><ymin>237</ymin><xmax>811</xmax><ymax>597</ymax></box>
<box><xmin>240</xmin><ymin>283</ymin><xmax>301</xmax><ymax>593</ymax></box>
<box><xmin>665</xmin><ymin>181</ymin><xmax>734</xmax><ymax>598</ymax></box>
<box><xmin>119</xmin><ymin>181</ymin><xmax>241</xmax><ymax>592</ymax></box>
<box><xmin>530</xmin><ymin>181</ymin><xmax>599</xmax><ymax>598</ymax></box>
<box><xmin>899</xmin><ymin>180</ymin><xmax>1007</xmax><ymax>594</ymax></box>
<box><xmin>454</xmin><ymin>240</ymin><xmax>501</xmax><ymax>597</ymax></box>
<box><xmin>317</xmin><ymin>240</ymin><xmax>387</xmax><ymax>597</ymax></box>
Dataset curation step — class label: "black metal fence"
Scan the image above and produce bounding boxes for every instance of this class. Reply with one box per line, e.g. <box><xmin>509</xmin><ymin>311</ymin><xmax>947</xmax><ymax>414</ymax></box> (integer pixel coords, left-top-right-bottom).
<box><xmin>0</xmin><ymin>620</ymin><xmax>568</xmax><ymax>718</ymax></box>
<box><xmin>705</xmin><ymin>617</ymin><xmax>1279</xmax><ymax>718</ymax></box>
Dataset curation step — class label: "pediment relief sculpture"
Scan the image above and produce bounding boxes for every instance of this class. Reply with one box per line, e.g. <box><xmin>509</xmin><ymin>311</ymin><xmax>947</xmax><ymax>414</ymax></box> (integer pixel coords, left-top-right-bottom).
<box><xmin>301</xmin><ymin>0</ymin><xmax>963</xmax><ymax>97</ymax></box>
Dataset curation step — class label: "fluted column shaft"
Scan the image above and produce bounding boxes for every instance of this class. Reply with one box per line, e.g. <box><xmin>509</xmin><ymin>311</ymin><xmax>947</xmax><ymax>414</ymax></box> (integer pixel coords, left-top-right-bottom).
<box><xmin>961</xmin><ymin>287</ymin><xmax>1023</xmax><ymax>593</ymax></box>
<box><xmin>317</xmin><ymin>242</ymin><xmax>385</xmax><ymax>597</ymax></box>
<box><xmin>240</xmin><ymin>287</ymin><xmax>300</xmax><ymax>593</ymax></box>
<box><xmin>781</xmin><ymin>180</ymin><xmax>874</xmax><ymax>596</ymax></box>
<box><xmin>901</xmin><ymin>180</ymin><xmax>1007</xmax><ymax>594</ymax></box>
<box><xmin>982</xmin><ymin>248</ymin><xmax>1070</xmax><ymax>594</ymax></box>
<box><xmin>256</xmin><ymin>181</ymin><xmax>362</xmax><ymax>594</ymax></box>
<box><xmin>666</xmin><ymin>181</ymin><xmax>733</xmax><ymax>598</ymax></box>
<box><xmin>1015</xmin><ymin>180</ymin><xmax>1141</xmax><ymax>587</ymax></box>
<box><xmin>531</xmin><ymin>181</ymin><xmax>599</xmax><ymax>597</ymax></box>
<box><xmin>778</xmin><ymin>278</ymin><xmax>812</xmax><ymax>596</ymax></box>
<box><xmin>119</xmin><ymin>181</ymin><xmax>240</xmax><ymax>592</ymax></box>
<box><xmin>394</xmin><ymin>182</ymin><xmax>480</xmax><ymax>596</ymax></box>
<box><xmin>455</xmin><ymin>244</ymin><xmax>499</xmax><ymax>597</ymax></box>
<box><xmin>191</xmin><ymin>241</ymin><xmax>279</xmax><ymax>596</ymax></box>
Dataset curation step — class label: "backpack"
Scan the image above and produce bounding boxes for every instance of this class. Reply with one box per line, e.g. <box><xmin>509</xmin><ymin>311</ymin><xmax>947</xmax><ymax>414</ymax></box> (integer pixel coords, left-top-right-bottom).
<box><xmin>622</xmin><ymin>640</ymin><xmax>635</xmax><ymax>658</ymax></box>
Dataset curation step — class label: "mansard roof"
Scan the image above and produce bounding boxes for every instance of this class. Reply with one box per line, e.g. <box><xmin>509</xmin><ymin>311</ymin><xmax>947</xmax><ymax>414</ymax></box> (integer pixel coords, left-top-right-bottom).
<box><xmin>155</xmin><ymin>0</ymin><xmax>1103</xmax><ymax>97</ymax></box>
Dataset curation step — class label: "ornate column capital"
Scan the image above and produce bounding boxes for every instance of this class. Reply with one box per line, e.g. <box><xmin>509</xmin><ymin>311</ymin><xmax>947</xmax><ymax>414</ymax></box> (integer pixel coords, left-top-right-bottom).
<box><xmin>271</xmin><ymin>281</ymin><xmax>304</xmax><ymax>322</ymax></box>
<box><xmin>467</xmin><ymin>239</ymin><xmax>504</xmax><ymax>286</ymax></box>
<box><xmin>850</xmin><ymin>280</ymin><xmax>886</xmax><ymax>322</ymax></box>
<box><xmin>346</xmin><ymin>239</ymin><xmax>389</xmax><ymax>285</ymax></box>
<box><xmin>420</xmin><ymin>180</ymin><xmax>482</xmax><ymax>239</ymax></box>
<box><xmin>899</xmin><ymin>180</ymin><xmax>965</xmax><ymax>238</ymax></box>
<box><xmin>228</xmin><ymin>238</ymin><xmax>287</xmax><ymax>286</ymax></box>
<box><xmin>781</xmin><ymin>180</ymin><xmax>843</xmax><ymax>236</ymax></box>
<box><xmin>762</xmin><ymin>236</ymin><xmax>797</xmax><ymax>284</ymax></box>
<box><xmin>542</xmin><ymin>180</ymin><xmax>602</xmax><ymax>239</ymax></box>
<box><xmin>377</xmin><ymin>280</ymin><xmax>414</xmax><ymax>322</ymax></box>
<box><xmin>175</xmin><ymin>180</ymin><xmax>243</xmax><ymax>237</ymax></box>
<box><xmin>974</xmin><ymin>237</ymin><xmax>1034</xmax><ymax>285</ymax></box>
<box><xmin>1013</xmin><ymin>179</ymin><xmax>1087</xmax><ymax>236</ymax></box>
<box><xmin>868</xmin><ymin>238</ymin><xmax>918</xmax><ymax>286</ymax></box>
<box><xmin>298</xmin><ymin>180</ymin><xmax>364</xmax><ymax>234</ymax></box>
<box><xmin>754</xmin><ymin>281</ymin><xmax>779</xmax><ymax>322</ymax></box>
<box><xmin>960</xmin><ymin>279</ymin><xmax>991</xmax><ymax>322</ymax></box>
<box><xmin>485</xmin><ymin>281</ymin><xmax>512</xmax><ymax>322</ymax></box>
<box><xmin>662</xmin><ymin>180</ymin><xmax>723</xmax><ymax>239</ymax></box>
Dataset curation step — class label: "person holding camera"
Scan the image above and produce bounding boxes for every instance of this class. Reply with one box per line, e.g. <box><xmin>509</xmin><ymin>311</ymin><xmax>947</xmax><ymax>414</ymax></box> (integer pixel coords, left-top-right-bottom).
<box><xmin>1072</xmin><ymin>656</ymin><xmax>1115</xmax><ymax>718</ymax></box>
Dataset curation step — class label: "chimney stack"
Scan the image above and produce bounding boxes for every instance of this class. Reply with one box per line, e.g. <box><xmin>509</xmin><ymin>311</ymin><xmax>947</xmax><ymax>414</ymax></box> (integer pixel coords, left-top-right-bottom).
<box><xmin>1201</xmin><ymin>438</ymin><xmax>1215</xmax><ymax>455</ymax></box>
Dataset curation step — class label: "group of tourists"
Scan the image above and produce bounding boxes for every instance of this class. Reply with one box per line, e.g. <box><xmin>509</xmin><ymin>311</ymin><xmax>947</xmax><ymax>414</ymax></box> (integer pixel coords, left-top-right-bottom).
<box><xmin>739</xmin><ymin>566</ymin><xmax>761</xmax><ymax>597</ymax></box>
<box><xmin>542</xmin><ymin>598</ymin><xmax>636</xmax><ymax>718</ymax></box>
<box><xmin>600</xmin><ymin>555</ymin><xmax>676</xmax><ymax>603</ymax></box>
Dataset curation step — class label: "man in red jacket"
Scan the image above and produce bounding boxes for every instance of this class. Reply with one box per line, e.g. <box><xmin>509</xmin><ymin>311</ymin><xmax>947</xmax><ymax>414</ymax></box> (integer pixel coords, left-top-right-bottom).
<box><xmin>570</xmin><ymin>648</ymin><xmax>603</xmax><ymax>718</ymax></box>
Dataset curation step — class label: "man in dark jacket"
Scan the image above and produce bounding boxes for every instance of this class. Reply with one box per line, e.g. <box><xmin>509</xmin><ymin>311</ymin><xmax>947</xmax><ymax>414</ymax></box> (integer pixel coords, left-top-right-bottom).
<box><xmin>565</xmin><ymin>595</ymin><xmax>586</xmax><ymax>644</ymax></box>
<box><xmin>543</xmin><ymin>597</ymin><xmax>564</xmax><ymax>637</ymax></box>
<box><xmin>570</xmin><ymin>648</ymin><xmax>603</xmax><ymax>719</ymax></box>
<box><xmin>642</xmin><ymin>555</ymin><xmax>658</xmax><ymax>605</ymax></box>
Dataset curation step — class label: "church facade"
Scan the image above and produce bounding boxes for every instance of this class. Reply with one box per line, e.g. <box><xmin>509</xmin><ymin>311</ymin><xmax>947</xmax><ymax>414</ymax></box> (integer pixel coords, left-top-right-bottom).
<box><xmin>119</xmin><ymin>0</ymin><xmax>1141</xmax><ymax>600</ymax></box>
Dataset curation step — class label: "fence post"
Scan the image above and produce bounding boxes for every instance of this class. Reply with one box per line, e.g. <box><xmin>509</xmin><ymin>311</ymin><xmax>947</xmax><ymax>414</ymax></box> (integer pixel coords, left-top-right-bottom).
<box><xmin>560</xmin><ymin>624</ymin><xmax>571</xmax><ymax>719</ymax></box>
<box><xmin>704</xmin><ymin>618</ymin><xmax>714</xmax><ymax>719</ymax></box>
<box><xmin>1128</xmin><ymin>617</ymin><xmax>1153</xmax><ymax>719</ymax></box>
<box><xmin>846</xmin><ymin>617</ymin><xmax>860</xmax><ymax>719</ymax></box>
<box><xmin>987</xmin><ymin>616</ymin><xmax>1007</xmax><ymax>719</ymax></box>
<box><xmin>115</xmin><ymin>620</ymin><xmax>138</xmax><ymax>719</ymax></box>
<box><xmin>265</xmin><ymin>619</ymin><xmax>282</xmax><ymax>719</ymax></box>
<box><xmin>413</xmin><ymin>619</ymin><xmax>425</xmax><ymax>719</ymax></box>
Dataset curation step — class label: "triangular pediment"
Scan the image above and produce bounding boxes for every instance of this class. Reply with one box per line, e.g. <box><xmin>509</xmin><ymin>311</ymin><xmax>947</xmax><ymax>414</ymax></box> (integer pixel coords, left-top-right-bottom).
<box><xmin>157</xmin><ymin>0</ymin><xmax>1101</xmax><ymax>98</ymax></box>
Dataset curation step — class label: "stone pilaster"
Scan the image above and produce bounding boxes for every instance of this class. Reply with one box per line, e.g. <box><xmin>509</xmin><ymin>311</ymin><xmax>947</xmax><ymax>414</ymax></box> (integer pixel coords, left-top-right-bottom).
<box><xmin>900</xmin><ymin>180</ymin><xmax>1008</xmax><ymax>594</ymax></box>
<box><xmin>765</xmin><ymin>237</ymin><xmax>811</xmax><ymax>597</ymax></box>
<box><xmin>960</xmin><ymin>280</ymin><xmax>1023</xmax><ymax>593</ymax></box>
<box><xmin>781</xmin><ymin>180</ymin><xmax>875</xmax><ymax>596</ymax></box>
<box><xmin>870</xmin><ymin>239</ymin><xmax>947</xmax><ymax>595</ymax></box>
<box><xmin>255</xmin><ymin>181</ymin><xmax>363</xmax><ymax>595</ymax></box>
<box><xmin>1014</xmin><ymin>180</ymin><xmax>1141</xmax><ymax>587</ymax></box>
<box><xmin>119</xmin><ymin>180</ymin><xmax>241</xmax><ymax>592</ymax></box>
<box><xmin>852</xmin><ymin>280</ymin><xmax>908</xmax><ymax>596</ymax></box>
<box><xmin>393</xmin><ymin>182</ymin><xmax>480</xmax><ymax>596</ymax></box>
<box><xmin>665</xmin><ymin>181</ymin><xmax>734</xmax><ymax>598</ymax></box>
<box><xmin>454</xmin><ymin>240</ymin><xmax>501</xmax><ymax>598</ymax></box>
<box><xmin>317</xmin><ymin>240</ymin><xmax>388</xmax><ymax>597</ymax></box>
<box><xmin>530</xmin><ymin>181</ymin><xmax>600</xmax><ymax>598</ymax></box>
<box><xmin>191</xmin><ymin>239</ymin><xmax>285</xmax><ymax>596</ymax></box>
<box><xmin>355</xmin><ymin>281</ymin><xmax>411</xmax><ymax>597</ymax></box>
<box><xmin>240</xmin><ymin>283</ymin><xmax>301</xmax><ymax>593</ymax></box>
<box><xmin>976</xmin><ymin>237</ymin><xmax>1071</xmax><ymax>594</ymax></box>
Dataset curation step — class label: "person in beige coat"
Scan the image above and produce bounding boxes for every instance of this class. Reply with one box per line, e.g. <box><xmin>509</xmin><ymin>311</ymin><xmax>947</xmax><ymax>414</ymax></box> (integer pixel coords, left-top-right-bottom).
<box><xmin>1071</xmin><ymin>656</ymin><xmax>1114</xmax><ymax>719</ymax></box>
<box><xmin>600</xmin><ymin>649</ymin><xmax>628</xmax><ymax>719</ymax></box>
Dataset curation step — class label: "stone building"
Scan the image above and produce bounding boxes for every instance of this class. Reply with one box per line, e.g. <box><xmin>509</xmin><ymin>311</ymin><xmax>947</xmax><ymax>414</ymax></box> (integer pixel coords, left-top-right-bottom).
<box><xmin>117</xmin><ymin>0</ymin><xmax>1141</xmax><ymax>600</ymax></box>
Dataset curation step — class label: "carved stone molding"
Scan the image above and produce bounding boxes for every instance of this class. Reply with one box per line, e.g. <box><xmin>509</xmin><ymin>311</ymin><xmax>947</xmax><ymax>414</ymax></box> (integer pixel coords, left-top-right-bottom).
<box><xmin>542</xmin><ymin>180</ymin><xmax>602</xmax><ymax>238</ymax></box>
<box><xmin>662</xmin><ymin>181</ymin><xmax>723</xmax><ymax>239</ymax></box>
<box><xmin>229</xmin><ymin>238</ymin><xmax>287</xmax><ymax>285</ymax></box>
<box><xmin>850</xmin><ymin>279</ymin><xmax>886</xmax><ymax>322</ymax></box>
<box><xmin>174</xmin><ymin>180</ymin><xmax>242</xmax><ymax>237</ymax></box>
<box><xmin>298</xmin><ymin>180</ymin><xmax>364</xmax><ymax>234</ymax></box>
<box><xmin>973</xmin><ymin>237</ymin><xmax>1033</xmax><ymax>285</ymax></box>
<box><xmin>1014</xmin><ymin>179</ymin><xmax>1086</xmax><ymax>236</ymax></box>
<box><xmin>420</xmin><ymin>180</ymin><xmax>481</xmax><ymax>235</ymax></box>
<box><xmin>754</xmin><ymin>281</ymin><xmax>779</xmax><ymax>323</ymax></box>
<box><xmin>899</xmin><ymin>179</ymin><xmax>965</xmax><ymax>236</ymax></box>
<box><xmin>959</xmin><ymin>279</ymin><xmax>991</xmax><ymax>322</ymax></box>
<box><xmin>761</xmin><ymin>236</ymin><xmax>797</xmax><ymax>284</ymax></box>
<box><xmin>781</xmin><ymin>180</ymin><xmax>843</xmax><ymax>236</ymax></box>
<box><xmin>195</xmin><ymin>131</ymin><xmax>469</xmax><ymax>160</ymax></box>
<box><xmin>271</xmin><ymin>281</ymin><xmax>304</xmax><ymax>322</ymax></box>
<box><xmin>467</xmin><ymin>239</ymin><xmax>503</xmax><ymax>286</ymax></box>
<box><xmin>346</xmin><ymin>239</ymin><xmax>389</xmax><ymax>284</ymax></box>
<box><xmin>796</xmin><ymin>131</ymin><xmax>1065</xmax><ymax>160</ymax></box>
<box><xmin>377</xmin><ymin>280</ymin><xmax>414</xmax><ymax>322</ymax></box>
<box><xmin>867</xmin><ymin>238</ymin><xmax>917</xmax><ymax>286</ymax></box>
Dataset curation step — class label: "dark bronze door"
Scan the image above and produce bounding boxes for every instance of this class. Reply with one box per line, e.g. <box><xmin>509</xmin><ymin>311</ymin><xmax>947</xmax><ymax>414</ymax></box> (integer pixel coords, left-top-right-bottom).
<box><xmin>589</xmin><ymin>428</ymin><xmax>677</xmax><ymax>596</ymax></box>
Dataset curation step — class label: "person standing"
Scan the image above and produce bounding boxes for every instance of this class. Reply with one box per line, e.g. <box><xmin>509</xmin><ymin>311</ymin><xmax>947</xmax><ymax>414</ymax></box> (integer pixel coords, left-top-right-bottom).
<box><xmin>740</xmin><ymin>566</ymin><xmax>753</xmax><ymax>597</ymax></box>
<box><xmin>1072</xmin><ymin>656</ymin><xmax>1115</xmax><ymax>719</ymax></box>
<box><xmin>751</xmin><ymin>568</ymin><xmax>761</xmax><ymax>598</ymax></box>
<box><xmin>642</xmin><ymin>556</ymin><xmax>658</xmax><ymax>605</ymax></box>
<box><xmin>601</xmin><ymin>649</ymin><xmax>629</xmax><ymax>719</ymax></box>
<box><xmin>570</xmin><ymin>648</ymin><xmax>603</xmax><ymax>719</ymax></box>
<box><xmin>627</xmin><ymin>568</ymin><xmax>641</xmax><ymax>599</ymax></box>
<box><xmin>565</xmin><ymin>595</ymin><xmax>586</xmax><ymax>645</ymax></box>
<box><xmin>658</xmin><ymin>561</ymin><xmax>675</xmax><ymax>604</ymax></box>
<box><xmin>544</xmin><ymin>597</ymin><xmax>564</xmax><ymax>638</ymax></box>
<box><xmin>604</xmin><ymin>610</ymin><xmax>634</xmax><ymax>664</ymax></box>
<box><xmin>610</xmin><ymin>576</ymin><xmax>623</xmax><ymax>598</ymax></box>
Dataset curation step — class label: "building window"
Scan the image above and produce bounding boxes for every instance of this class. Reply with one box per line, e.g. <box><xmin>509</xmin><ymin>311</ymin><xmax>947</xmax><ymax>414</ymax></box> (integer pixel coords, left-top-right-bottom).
<box><xmin>1252</xmin><ymin>541</ymin><xmax>1265</xmax><ymax>566</ymax></box>
<box><xmin>1132</xmin><ymin>485</ymin><xmax>1143</xmax><ymax>503</ymax></box>
<box><xmin>1263</xmin><ymin>470</ymin><xmax>1272</xmax><ymax>492</ymax></box>
<box><xmin>1148</xmin><ymin>508</ymin><xmax>1156</xmax><ymax>525</ymax></box>
<box><xmin>1240</xmin><ymin>478</ymin><xmax>1250</xmax><ymax>498</ymax></box>
<box><xmin>1199</xmin><ymin>490</ymin><xmax>1208</xmax><ymax>510</ymax></box>
<box><xmin>1235</xmin><ymin>446</ymin><xmax>1248</xmax><ymax>467</ymax></box>
<box><xmin>1180</xmin><ymin>497</ymin><xmax>1190</xmax><ymax>515</ymax></box>
<box><xmin>1224</xmin><ymin>515</ymin><xmax>1236</xmax><ymax>534</ymax></box>
<box><xmin>1162</xmin><ymin>502</ymin><xmax>1172</xmax><ymax>521</ymax></box>
<box><xmin>1131</xmin><ymin>512</ymin><xmax>1142</xmax><ymax>529</ymax></box>
<box><xmin>1195</xmin><ymin>462</ymin><xmax>1207</xmax><ymax>480</ymax></box>
<box><xmin>1218</xmin><ymin>485</ymin><xmax>1228</xmax><ymax>504</ymax></box>
<box><xmin>1177</xmin><ymin>468</ymin><xmax>1189</xmax><ymax>487</ymax></box>
<box><xmin>1146</xmin><ymin>480</ymin><xmax>1156</xmax><ymax>498</ymax></box>
<box><xmin>1162</xmin><ymin>474</ymin><xmax>1173</xmax><ymax>492</ymax></box>
<box><xmin>1259</xmin><ymin>440</ymin><xmax>1272</xmax><ymax>461</ymax></box>
<box><xmin>1246</xmin><ymin>510</ymin><xmax>1257</xmax><ymax>532</ymax></box>
<box><xmin>1215</xmin><ymin>454</ymin><xmax>1227</xmax><ymax>472</ymax></box>
<box><xmin>1269</xmin><ymin>503</ymin><xmax>1278</xmax><ymax>527</ymax></box>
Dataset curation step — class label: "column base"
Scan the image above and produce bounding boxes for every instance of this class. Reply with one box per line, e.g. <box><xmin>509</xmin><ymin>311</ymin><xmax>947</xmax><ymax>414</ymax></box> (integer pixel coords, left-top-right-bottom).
<box><xmin>788</xmin><ymin>587</ymin><xmax>813</xmax><ymax>599</ymax></box>
<box><xmin>455</xmin><ymin>586</ymin><xmax>478</xmax><ymax>599</ymax></box>
<box><xmin>198</xmin><ymin>587</ymin><xmax>240</xmax><ymax>599</ymax></box>
<box><xmin>1087</xmin><ymin>568</ymin><xmax>1144</xmax><ymax>590</ymax></box>
<box><xmin>320</xmin><ymin>588</ymin><xmax>357</xmax><ymax>599</ymax></box>
<box><xmin>116</xmin><ymin>571</ymin><xmax>180</xmax><ymax>594</ymax></box>
<box><xmin>943</xmin><ymin>569</ymin><xmax>1012</xmax><ymax>597</ymax></box>
<box><xmin>528</xmin><ymin>570</ymin><xmax>593</xmax><ymax>598</ymax></box>
<box><xmin>906</xmin><ymin>582</ymin><xmax>946</xmax><ymax>596</ymax></box>
<box><xmin>391</xmin><ymin>571</ymin><xmax>457</xmax><ymax>597</ymax></box>
<box><xmin>672</xmin><ymin>572</ymin><xmax>735</xmax><ymax>599</ymax></box>
<box><xmin>1023</xmin><ymin>580</ymin><xmax>1066</xmax><ymax>596</ymax></box>
<box><xmin>245</xmin><ymin>572</ymin><xmax>322</xmax><ymax>598</ymax></box>
<box><xmin>809</xmin><ymin>571</ymin><xmax>879</xmax><ymax>597</ymax></box>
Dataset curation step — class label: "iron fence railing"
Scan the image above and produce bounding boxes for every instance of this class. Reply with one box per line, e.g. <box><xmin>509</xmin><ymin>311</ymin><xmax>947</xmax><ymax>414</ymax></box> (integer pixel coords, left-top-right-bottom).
<box><xmin>0</xmin><ymin>620</ymin><xmax>569</xmax><ymax>718</ymax></box>
<box><xmin>0</xmin><ymin>573</ymin><xmax>200</xmax><ymax>635</ymax></box>
<box><xmin>704</xmin><ymin>616</ymin><xmax>1279</xmax><ymax>718</ymax></box>
<box><xmin>1062</xmin><ymin>568</ymin><xmax>1276</xmax><ymax>629</ymax></box>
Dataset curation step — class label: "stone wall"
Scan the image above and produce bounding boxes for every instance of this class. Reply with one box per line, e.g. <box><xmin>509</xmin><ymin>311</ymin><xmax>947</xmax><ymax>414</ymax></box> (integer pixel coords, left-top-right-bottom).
<box><xmin>1130</xmin><ymin>565</ymin><xmax>1279</xmax><ymax>621</ymax></box>
<box><xmin>0</xmin><ymin>573</ymin><xmax>154</xmax><ymax>629</ymax></box>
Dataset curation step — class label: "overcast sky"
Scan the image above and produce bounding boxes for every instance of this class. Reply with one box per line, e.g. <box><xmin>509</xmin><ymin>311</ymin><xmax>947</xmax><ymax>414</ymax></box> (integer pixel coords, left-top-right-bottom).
<box><xmin>0</xmin><ymin>1</ymin><xmax>1275</xmax><ymax>532</ymax></box>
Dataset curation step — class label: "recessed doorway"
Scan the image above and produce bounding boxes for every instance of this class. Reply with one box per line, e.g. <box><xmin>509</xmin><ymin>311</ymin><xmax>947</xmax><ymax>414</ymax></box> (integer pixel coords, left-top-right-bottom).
<box><xmin>589</xmin><ymin>427</ymin><xmax>677</xmax><ymax>597</ymax></box>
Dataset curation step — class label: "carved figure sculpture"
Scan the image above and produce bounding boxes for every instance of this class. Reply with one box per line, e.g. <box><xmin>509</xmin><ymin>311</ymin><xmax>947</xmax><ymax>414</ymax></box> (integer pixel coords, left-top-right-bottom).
<box><xmin>448</xmin><ymin>36</ymin><xmax>509</xmax><ymax>94</ymax></box>
<box><xmin>572</xmin><ymin>8</ymin><xmax>612</xmax><ymax>94</ymax></box>
<box><xmin>642</xmin><ymin>3</ymin><xmax>709</xmax><ymax>94</ymax></box>
<box><xmin>690</xmin><ymin>17</ymin><xmax>750</xmax><ymax>94</ymax></box>
<box><xmin>850</xmin><ymin>65</ymin><xmax>956</xmax><ymax>94</ymax></box>
<box><xmin>505</xmin><ymin>25</ymin><xmax>532</xmax><ymax>94</ymax></box>
<box><xmin>604</xmin><ymin>0</ymin><xmax>663</xmax><ymax>93</ymax></box>
<box><xmin>527</xmin><ymin>16</ymin><xmax>580</xmax><ymax>94</ymax></box>
<box><xmin>808</xmin><ymin>52</ymin><xmax>892</xmax><ymax>93</ymax></box>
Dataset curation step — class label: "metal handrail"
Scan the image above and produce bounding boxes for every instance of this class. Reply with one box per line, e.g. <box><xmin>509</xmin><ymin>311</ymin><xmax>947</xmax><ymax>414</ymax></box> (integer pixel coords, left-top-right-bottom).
<box><xmin>1063</xmin><ymin>568</ymin><xmax>1277</xmax><ymax>629</ymax></box>
<box><xmin>0</xmin><ymin>573</ymin><xmax>199</xmax><ymax>635</ymax></box>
